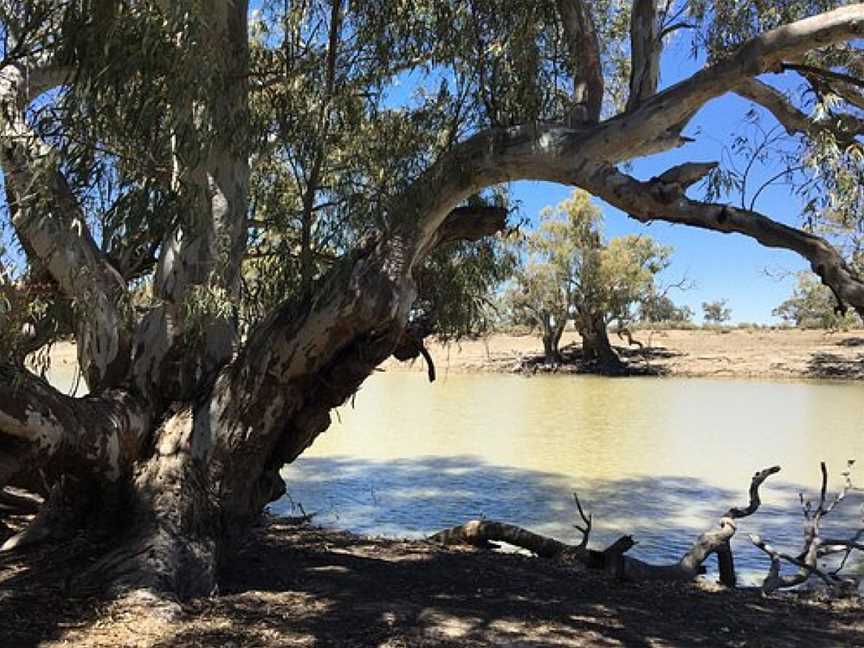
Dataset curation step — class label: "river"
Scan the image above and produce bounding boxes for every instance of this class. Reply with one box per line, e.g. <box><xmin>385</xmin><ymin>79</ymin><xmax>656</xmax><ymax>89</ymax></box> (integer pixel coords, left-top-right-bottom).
<box><xmin>275</xmin><ymin>371</ymin><xmax>864</xmax><ymax>583</ymax></box>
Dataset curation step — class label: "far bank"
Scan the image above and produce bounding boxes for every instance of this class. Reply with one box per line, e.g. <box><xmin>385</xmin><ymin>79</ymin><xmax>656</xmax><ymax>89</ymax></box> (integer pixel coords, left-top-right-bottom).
<box><xmin>382</xmin><ymin>328</ymin><xmax>864</xmax><ymax>381</ymax></box>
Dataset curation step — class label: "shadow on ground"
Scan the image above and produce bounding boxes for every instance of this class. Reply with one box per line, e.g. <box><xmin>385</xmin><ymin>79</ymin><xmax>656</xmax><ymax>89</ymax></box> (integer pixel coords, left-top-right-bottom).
<box><xmin>836</xmin><ymin>336</ymin><xmax>864</xmax><ymax>348</ymax></box>
<box><xmin>807</xmin><ymin>351</ymin><xmax>864</xmax><ymax>379</ymax></box>
<box><xmin>517</xmin><ymin>342</ymin><xmax>680</xmax><ymax>377</ymax></box>
<box><xmin>278</xmin><ymin>455</ymin><xmax>863</xmax><ymax>571</ymax></box>
<box><xmin>0</xmin><ymin>456</ymin><xmax>861</xmax><ymax>647</ymax></box>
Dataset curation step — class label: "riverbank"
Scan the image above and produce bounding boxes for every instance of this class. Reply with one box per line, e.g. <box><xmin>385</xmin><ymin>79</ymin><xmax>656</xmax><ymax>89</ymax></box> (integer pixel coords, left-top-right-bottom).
<box><xmin>382</xmin><ymin>328</ymin><xmax>864</xmax><ymax>380</ymax></box>
<box><xmin>1</xmin><ymin>516</ymin><xmax>862</xmax><ymax>647</ymax></box>
<box><xmin>39</xmin><ymin>329</ymin><xmax>864</xmax><ymax>392</ymax></box>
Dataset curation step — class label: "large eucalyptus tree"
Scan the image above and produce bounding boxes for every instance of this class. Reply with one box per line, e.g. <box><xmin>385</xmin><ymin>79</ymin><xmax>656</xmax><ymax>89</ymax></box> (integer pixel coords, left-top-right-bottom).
<box><xmin>2</xmin><ymin>0</ymin><xmax>864</xmax><ymax>598</ymax></box>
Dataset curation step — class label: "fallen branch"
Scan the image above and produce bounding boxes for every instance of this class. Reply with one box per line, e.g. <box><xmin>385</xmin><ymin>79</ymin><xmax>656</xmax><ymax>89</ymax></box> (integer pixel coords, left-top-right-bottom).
<box><xmin>750</xmin><ymin>460</ymin><xmax>861</xmax><ymax>594</ymax></box>
<box><xmin>430</xmin><ymin>466</ymin><xmax>780</xmax><ymax>586</ymax></box>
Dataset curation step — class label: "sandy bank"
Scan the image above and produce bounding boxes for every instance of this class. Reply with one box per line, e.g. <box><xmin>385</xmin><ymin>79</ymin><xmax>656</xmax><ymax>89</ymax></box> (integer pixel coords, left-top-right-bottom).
<box><xmin>382</xmin><ymin>328</ymin><xmax>864</xmax><ymax>380</ymax></box>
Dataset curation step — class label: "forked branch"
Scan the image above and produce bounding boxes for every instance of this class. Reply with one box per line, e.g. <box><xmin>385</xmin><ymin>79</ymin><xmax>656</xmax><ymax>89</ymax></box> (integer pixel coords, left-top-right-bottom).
<box><xmin>431</xmin><ymin>465</ymin><xmax>781</xmax><ymax>587</ymax></box>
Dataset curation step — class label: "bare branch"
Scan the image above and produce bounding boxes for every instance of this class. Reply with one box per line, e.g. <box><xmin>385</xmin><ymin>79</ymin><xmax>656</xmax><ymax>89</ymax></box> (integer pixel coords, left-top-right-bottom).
<box><xmin>726</xmin><ymin>465</ymin><xmax>782</xmax><ymax>518</ymax></box>
<box><xmin>572</xmin><ymin>492</ymin><xmax>592</xmax><ymax>549</ymax></box>
<box><xmin>750</xmin><ymin>534</ymin><xmax>837</xmax><ymax>592</ymax></box>
<box><xmin>735</xmin><ymin>77</ymin><xmax>864</xmax><ymax>144</ymax></box>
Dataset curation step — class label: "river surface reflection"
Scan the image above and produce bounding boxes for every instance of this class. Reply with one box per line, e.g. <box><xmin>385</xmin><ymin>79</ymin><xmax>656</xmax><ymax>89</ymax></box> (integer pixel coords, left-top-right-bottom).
<box><xmin>277</xmin><ymin>372</ymin><xmax>864</xmax><ymax>583</ymax></box>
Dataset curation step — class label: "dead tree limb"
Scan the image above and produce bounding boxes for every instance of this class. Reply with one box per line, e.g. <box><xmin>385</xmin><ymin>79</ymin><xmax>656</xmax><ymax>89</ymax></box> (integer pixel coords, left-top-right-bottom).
<box><xmin>430</xmin><ymin>466</ymin><xmax>780</xmax><ymax>586</ymax></box>
<box><xmin>750</xmin><ymin>460</ymin><xmax>861</xmax><ymax>594</ymax></box>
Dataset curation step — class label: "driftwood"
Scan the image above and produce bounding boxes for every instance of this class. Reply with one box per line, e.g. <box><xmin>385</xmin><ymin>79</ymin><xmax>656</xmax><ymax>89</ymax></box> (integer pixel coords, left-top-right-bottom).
<box><xmin>431</xmin><ymin>466</ymin><xmax>780</xmax><ymax>586</ymax></box>
<box><xmin>432</xmin><ymin>462</ymin><xmax>864</xmax><ymax>594</ymax></box>
<box><xmin>750</xmin><ymin>461</ymin><xmax>861</xmax><ymax>594</ymax></box>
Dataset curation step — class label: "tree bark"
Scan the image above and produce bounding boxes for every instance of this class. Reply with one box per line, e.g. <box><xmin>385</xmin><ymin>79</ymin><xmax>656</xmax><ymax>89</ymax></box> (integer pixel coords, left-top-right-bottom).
<box><xmin>542</xmin><ymin>323</ymin><xmax>564</xmax><ymax>364</ymax></box>
<box><xmin>577</xmin><ymin>313</ymin><xmax>624</xmax><ymax>374</ymax></box>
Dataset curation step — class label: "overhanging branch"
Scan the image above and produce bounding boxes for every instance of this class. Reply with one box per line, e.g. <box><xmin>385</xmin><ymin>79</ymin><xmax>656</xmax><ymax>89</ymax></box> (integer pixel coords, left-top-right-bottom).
<box><xmin>735</xmin><ymin>77</ymin><xmax>864</xmax><ymax>144</ymax></box>
<box><xmin>581</xmin><ymin>164</ymin><xmax>864</xmax><ymax>317</ymax></box>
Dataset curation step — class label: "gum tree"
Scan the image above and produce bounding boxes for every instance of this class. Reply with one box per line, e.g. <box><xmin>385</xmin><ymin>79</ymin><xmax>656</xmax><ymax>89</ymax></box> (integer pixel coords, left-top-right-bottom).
<box><xmin>507</xmin><ymin>190</ymin><xmax>670</xmax><ymax>370</ymax></box>
<box><xmin>3</xmin><ymin>1</ymin><xmax>864</xmax><ymax>599</ymax></box>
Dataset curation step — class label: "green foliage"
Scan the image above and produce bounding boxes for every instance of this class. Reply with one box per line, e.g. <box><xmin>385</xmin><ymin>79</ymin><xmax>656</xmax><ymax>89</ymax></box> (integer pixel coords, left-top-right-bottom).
<box><xmin>3</xmin><ymin>1</ymin><xmax>864</xmax><ymax>359</ymax></box>
<box><xmin>413</xmin><ymin>235</ymin><xmax>517</xmax><ymax>342</ymax></box>
<box><xmin>702</xmin><ymin>299</ymin><xmax>732</xmax><ymax>325</ymax></box>
<box><xmin>507</xmin><ymin>190</ymin><xmax>672</xmax><ymax>340</ymax></box>
<box><xmin>638</xmin><ymin>293</ymin><xmax>694</xmax><ymax>325</ymax></box>
<box><xmin>773</xmin><ymin>272</ymin><xmax>862</xmax><ymax>329</ymax></box>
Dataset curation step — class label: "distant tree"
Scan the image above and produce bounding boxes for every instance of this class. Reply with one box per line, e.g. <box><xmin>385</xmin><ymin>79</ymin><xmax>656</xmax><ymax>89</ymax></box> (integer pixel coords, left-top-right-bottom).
<box><xmin>638</xmin><ymin>293</ymin><xmax>694</xmax><ymax>325</ymax></box>
<box><xmin>507</xmin><ymin>191</ymin><xmax>670</xmax><ymax>370</ymax></box>
<box><xmin>773</xmin><ymin>272</ymin><xmax>862</xmax><ymax>329</ymax></box>
<box><xmin>702</xmin><ymin>299</ymin><xmax>732</xmax><ymax>325</ymax></box>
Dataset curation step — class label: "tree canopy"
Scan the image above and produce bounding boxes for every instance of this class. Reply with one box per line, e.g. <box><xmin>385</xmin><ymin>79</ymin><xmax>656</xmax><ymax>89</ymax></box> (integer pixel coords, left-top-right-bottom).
<box><xmin>2</xmin><ymin>1</ymin><xmax>864</xmax><ymax>598</ymax></box>
<box><xmin>507</xmin><ymin>190</ymin><xmax>670</xmax><ymax>367</ymax></box>
<box><xmin>773</xmin><ymin>271</ymin><xmax>863</xmax><ymax>328</ymax></box>
<box><xmin>702</xmin><ymin>299</ymin><xmax>732</xmax><ymax>325</ymax></box>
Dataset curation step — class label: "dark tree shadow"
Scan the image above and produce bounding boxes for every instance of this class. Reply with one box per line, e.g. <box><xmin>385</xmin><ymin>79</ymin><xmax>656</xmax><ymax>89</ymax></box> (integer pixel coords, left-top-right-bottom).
<box><xmin>518</xmin><ymin>342</ymin><xmax>678</xmax><ymax>377</ymax></box>
<box><xmin>807</xmin><ymin>351</ymin><xmax>864</xmax><ymax>379</ymax></box>
<box><xmin>836</xmin><ymin>337</ymin><xmax>864</xmax><ymax>348</ymax></box>
<box><xmin>276</xmin><ymin>456</ymin><xmax>862</xmax><ymax>576</ymax></box>
<box><xmin>2</xmin><ymin>456</ymin><xmax>861</xmax><ymax>647</ymax></box>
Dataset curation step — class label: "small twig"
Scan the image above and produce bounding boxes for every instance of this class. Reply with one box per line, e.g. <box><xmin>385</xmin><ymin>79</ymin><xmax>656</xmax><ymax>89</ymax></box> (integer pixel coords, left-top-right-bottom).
<box><xmin>572</xmin><ymin>492</ymin><xmax>593</xmax><ymax>548</ymax></box>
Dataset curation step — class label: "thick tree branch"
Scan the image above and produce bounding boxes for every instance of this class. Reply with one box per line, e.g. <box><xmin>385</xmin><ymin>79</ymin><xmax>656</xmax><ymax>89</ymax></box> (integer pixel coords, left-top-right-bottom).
<box><xmin>433</xmin><ymin>205</ymin><xmax>508</xmax><ymax>247</ymax></box>
<box><xmin>0</xmin><ymin>365</ymin><xmax>150</xmax><ymax>492</ymax></box>
<box><xmin>627</xmin><ymin>0</ymin><xmax>661</xmax><ymax>111</ymax></box>
<box><xmin>555</xmin><ymin>0</ymin><xmax>603</xmax><ymax>123</ymax></box>
<box><xmin>581</xmin><ymin>165</ymin><xmax>864</xmax><ymax>318</ymax></box>
<box><xmin>735</xmin><ymin>77</ymin><xmax>864</xmax><ymax>144</ymax></box>
<box><xmin>131</xmin><ymin>1</ymin><xmax>250</xmax><ymax>402</ymax></box>
<box><xmin>595</xmin><ymin>5</ymin><xmax>864</xmax><ymax>162</ymax></box>
<box><xmin>0</xmin><ymin>64</ymin><xmax>132</xmax><ymax>390</ymax></box>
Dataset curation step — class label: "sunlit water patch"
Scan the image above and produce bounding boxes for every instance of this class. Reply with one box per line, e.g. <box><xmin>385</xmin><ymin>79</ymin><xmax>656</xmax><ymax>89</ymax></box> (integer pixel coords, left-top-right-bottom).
<box><xmin>277</xmin><ymin>372</ymin><xmax>864</xmax><ymax>585</ymax></box>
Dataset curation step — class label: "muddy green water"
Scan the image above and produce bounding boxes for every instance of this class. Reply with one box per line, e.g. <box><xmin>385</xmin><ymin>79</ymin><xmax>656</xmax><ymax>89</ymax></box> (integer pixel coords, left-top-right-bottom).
<box><xmin>276</xmin><ymin>372</ymin><xmax>864</xmax><ymax>583</ymax></box>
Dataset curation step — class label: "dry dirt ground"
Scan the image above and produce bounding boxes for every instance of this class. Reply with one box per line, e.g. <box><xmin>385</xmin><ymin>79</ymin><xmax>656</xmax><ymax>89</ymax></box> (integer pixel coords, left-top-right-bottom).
<box><xmin>43</xmin><ymin>328</ymin><xmax>864</xmax><ymax>387</ymax></box>
<box><xmin>1</xmin><ymin>516</ymin><xmax>862</xmax><ymax>648</ymax></box>
<box><xmin>382</xmin><ymin>328</ymin><xmax>864</xmax><ymax>380</ymax></box>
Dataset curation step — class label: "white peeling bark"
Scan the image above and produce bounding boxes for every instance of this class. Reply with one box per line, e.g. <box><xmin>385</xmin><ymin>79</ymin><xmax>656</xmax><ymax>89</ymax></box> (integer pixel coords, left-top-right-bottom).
<box><xmin>0</xmin><ymin>366</ymin><xmax>150</xmax><ymax>489</ymax></box>
<box><xmin>131</xmin><ymin>1</ymin><xmax>250</xmax><ymax>402</ymax></box>
<box><xmin>0</xmin><ymin>64</ymin><xmax>132</xmax><ymax>391</ymax></box>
